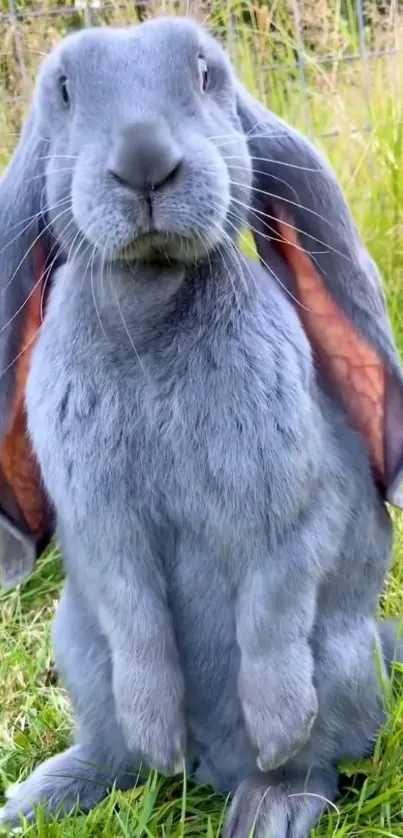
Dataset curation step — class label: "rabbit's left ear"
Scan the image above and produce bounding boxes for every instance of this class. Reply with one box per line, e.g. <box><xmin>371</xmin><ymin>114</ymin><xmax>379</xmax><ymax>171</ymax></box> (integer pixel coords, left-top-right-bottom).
<box><xmin>0</xmin><ymin>110</ymin><xmax>55</xmax><ymax>587</ymax></box>
<box><xmin>236</xmin><ymin>82</ymin><xmax>403</xmax><ymax>509</ymax></box>
<box><xmin>0</xmin><ymin>237</ymin><xmax>54</xmax><ymax>587</ymax></box>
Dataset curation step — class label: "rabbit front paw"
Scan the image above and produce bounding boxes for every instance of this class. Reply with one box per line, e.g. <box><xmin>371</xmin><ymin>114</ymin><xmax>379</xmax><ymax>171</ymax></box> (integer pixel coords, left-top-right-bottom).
<box><xmin>114</xmin><ymin>664</ymin><xmax>186</xmax><ymax>777</ymax></box>
<box><xmin>239</xmin><ymin>662</ymin><xmax>318</xmax><ymax>771</ymax></box>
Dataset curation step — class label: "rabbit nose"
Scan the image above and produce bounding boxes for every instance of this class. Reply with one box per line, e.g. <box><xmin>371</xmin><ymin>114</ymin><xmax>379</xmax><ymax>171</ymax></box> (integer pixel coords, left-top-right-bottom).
<box><xmin>108</xmin><ymin>119</ymin><xmax>183</xmax><ymax>192</ymax></box>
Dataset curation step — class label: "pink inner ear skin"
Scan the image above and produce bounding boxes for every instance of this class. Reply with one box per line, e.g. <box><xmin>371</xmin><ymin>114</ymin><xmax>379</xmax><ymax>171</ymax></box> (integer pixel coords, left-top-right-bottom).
<box><xmin>0</xmin><ymin>240</ymin><xmax>52</xmax><ymax>542</ymax></box>
<box><xmin>274</xmin><ymin>213</ymin><xmax>386</xmax><ymax>487</ymax></box>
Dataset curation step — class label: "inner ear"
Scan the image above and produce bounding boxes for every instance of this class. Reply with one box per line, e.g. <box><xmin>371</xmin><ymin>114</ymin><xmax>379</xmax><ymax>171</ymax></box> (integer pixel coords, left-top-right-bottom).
<box><xmin>0</xmin><ymin>239</ymin><xmax>54</xmax><ymax>554</ymax></box>
<box><xmin>266</xmin><ymin>209</ymin><xmax>387</xmax><ymax>493</ymax></box>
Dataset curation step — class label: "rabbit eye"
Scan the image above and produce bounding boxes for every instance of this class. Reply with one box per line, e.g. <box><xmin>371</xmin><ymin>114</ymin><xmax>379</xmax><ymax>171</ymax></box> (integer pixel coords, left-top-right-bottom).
<box><xmin>198</xmin><ymin>57</ymin><xmax>209</xmax><ymax>92</ymax></box>
<box><xmin>59</xmin><ymin>75</ymin><xmax>70</xmax><ymax>107</ymax></box>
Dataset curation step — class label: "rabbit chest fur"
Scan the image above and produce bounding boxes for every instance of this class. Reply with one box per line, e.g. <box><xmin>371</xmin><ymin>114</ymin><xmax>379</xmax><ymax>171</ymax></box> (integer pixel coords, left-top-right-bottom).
<box><xmin>27</xmin><ymin>254</ymin><xmax>324</xmax><ymax>565</ymax></box>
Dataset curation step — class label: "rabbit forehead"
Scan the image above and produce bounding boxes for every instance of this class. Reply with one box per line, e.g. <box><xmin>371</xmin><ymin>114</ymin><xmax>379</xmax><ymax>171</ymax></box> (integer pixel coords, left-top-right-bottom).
<box><xmin>42</xmin><ymin>17</ymin><xmax>227</xmax><ymax>100</ymax></box>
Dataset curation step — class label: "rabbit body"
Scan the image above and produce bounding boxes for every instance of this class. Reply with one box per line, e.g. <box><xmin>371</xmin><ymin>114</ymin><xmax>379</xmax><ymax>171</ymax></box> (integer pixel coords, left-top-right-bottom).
<box><xmin>26</xmin><ymin>248</ymin><xmax>321</xmax><ymax>781</ymax></box>
<box><xmin>23</xmin><ymin>245</ymin><xmax>391</xmax><ymax>802</ymax></box>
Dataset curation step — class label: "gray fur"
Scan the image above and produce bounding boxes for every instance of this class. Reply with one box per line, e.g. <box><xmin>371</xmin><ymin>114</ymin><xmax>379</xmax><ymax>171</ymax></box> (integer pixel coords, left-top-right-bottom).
<box><xmin>0</xmin><ymin>17</ymin><xmax>402</xmax><ymax>838</ymax></box>
<box><xmin>0</xmin><ymin>513</ymin><xmax>36</xmax><ymax>587</ymax></box>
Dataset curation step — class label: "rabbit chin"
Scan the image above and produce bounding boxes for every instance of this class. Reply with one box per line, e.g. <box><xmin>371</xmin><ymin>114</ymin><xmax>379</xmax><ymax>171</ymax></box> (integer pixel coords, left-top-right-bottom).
<box><xmin>119</xmin><ymin>229</ymin><xmax>223</xmax><ymax>265</ymax></box>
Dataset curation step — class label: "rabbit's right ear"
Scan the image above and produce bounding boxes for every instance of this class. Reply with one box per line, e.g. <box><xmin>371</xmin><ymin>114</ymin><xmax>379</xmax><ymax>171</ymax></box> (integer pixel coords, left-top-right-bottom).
<box><xmin>236</xmin><ymin>82</ymin><xmax>403</xmax><ymax>511</ymax></box>
<box><xmin>0</xmin><ymin>109</ymin><xmax>55</xmax><ymax>587</ymax></box>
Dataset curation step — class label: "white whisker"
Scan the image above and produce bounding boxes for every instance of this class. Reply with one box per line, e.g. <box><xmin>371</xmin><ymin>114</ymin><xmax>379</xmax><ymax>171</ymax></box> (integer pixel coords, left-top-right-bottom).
<box><xmin>110</xmin><ymin>270</ymin><xmax>150</xmax><ymax>383</ymax></box>
<box><xmin>229</xmin><ymin>194</ymin><xmax>349</xmax><ymax>261</ymax></box>
<box><xmin>208</xmin><ymin>199</ymin><xmax>312</xmax><ymax>314</ymax></box>
<box><xmin>229</xmin><ymin>180</ymin><xmax>349</xmax><ymax>245</ymax></box>
<box><xmin>0</xmin><ymin>197</ymin><xmax>71</xmax><ymax>256</ymax></box>
<box><xmin>0</xmin><ymin>205</ymin><xmax>73</xmax><ymax>327</ymax></box>
<box><xmin>23</xmin><ymin>168</ymin><xmax>75</xmax><ymax>185</ymax></box>
<box><xmin>224</xmin><ymin>153</ymin><xmax>323</xmax><ymax>174</ymax></box>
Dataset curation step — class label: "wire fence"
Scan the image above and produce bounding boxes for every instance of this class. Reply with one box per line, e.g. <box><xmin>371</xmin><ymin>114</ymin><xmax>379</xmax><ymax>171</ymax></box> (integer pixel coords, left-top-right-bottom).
<box><xmin>0</xmin><ymin>0</ymin><xmax>402</xmax><ymax>153</ymax></box>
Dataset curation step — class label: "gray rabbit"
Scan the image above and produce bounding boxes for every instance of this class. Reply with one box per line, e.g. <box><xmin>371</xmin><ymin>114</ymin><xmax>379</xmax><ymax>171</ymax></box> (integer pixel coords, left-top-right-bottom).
<box><xmin>1</xmin><ymin>17</ymin><xmax>403</xmax><ymax>838</ymax></box>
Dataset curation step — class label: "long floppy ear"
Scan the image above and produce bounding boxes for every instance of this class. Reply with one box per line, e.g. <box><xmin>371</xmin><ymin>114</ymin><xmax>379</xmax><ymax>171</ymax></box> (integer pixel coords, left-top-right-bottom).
<box><xmin>237</xmin><ymin>82</ymin><xmax>403</xmax><ymax>509</ymax></box>
<box><xmin>0</xmin><ymin>110</ymin><xmax>55</xmax><ymax>586</ymax></box>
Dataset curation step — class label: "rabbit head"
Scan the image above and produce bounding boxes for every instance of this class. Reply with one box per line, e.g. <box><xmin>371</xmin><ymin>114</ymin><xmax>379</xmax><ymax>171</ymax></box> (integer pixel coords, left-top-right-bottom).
<box><xmin>1</xmin><ymin>14</ymin><xmax>403</xmax><ymax>588</ymax></box>
<box><xmin>28</xmin><ymin>17</ymin><xmax>253</xmax><ymax>266</ymax></box>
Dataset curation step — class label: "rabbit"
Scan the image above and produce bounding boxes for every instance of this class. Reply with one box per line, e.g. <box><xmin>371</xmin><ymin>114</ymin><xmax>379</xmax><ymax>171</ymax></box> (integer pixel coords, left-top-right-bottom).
<box><xmin>1</xmin><ymin>16</ymin><xmax>403</xmax><ymax>838</ymax></box>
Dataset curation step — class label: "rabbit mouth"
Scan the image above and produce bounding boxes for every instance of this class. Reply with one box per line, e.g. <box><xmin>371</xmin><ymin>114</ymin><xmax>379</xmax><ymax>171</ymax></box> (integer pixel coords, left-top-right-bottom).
<box><xmin>120</xmin><ymin>230</ymin><xmax>210</xmax><ymax>265</ymax></box>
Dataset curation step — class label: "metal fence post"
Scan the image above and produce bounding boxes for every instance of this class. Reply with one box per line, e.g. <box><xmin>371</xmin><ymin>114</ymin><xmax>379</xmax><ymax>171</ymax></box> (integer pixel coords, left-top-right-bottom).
<box><xmin>356</xmin><ymin>0</ymin><xmax>372</xmax><ymax>134</ymax></box>
<box><xmin>7</xmin><ymin>0</ymin><xmax>28</xmax><ymax>100</ymax></box>
<box><xmin>290</xmin><ymin>0</ymin><xmax>312</xmax><ymax>138</ymax></box>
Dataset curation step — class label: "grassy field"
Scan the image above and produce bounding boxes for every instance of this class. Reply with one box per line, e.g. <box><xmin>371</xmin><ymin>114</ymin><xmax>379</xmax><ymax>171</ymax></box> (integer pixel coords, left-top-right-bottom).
<box><xmin>1</xmin><ymin>1</ymin><xmax>403</xmax><ymax>835</ymax></box>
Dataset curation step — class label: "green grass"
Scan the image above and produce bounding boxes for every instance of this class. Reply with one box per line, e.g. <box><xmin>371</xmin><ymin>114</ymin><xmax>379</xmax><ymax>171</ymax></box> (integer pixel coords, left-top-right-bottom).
<box><xmin>2</xmin><ymin>539</ymin><xmax>403</xmax><ymax>837</ymax></box>
<box><xmin>1</xmin><ymin>2</ymin><xmax>403</xmax><ymax>835</ymax></box>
